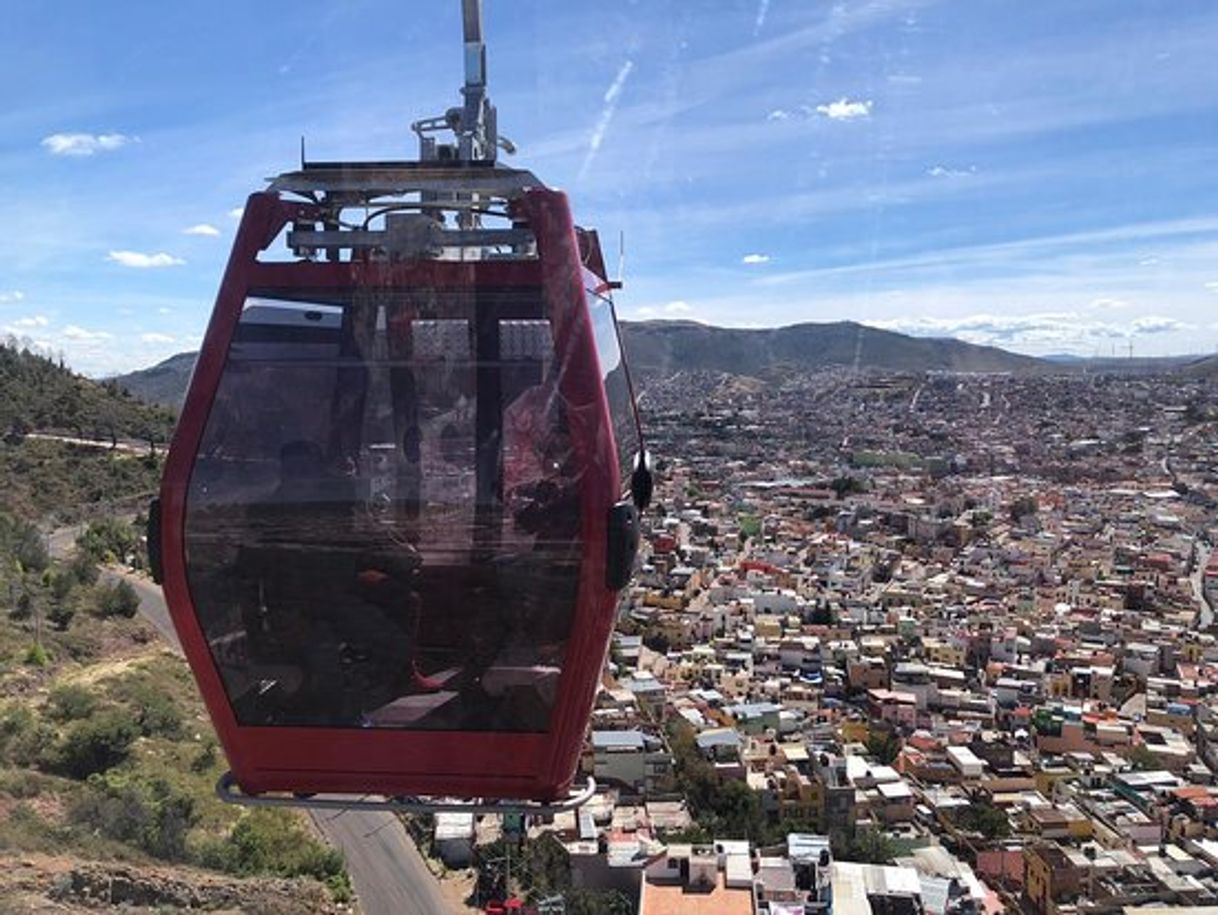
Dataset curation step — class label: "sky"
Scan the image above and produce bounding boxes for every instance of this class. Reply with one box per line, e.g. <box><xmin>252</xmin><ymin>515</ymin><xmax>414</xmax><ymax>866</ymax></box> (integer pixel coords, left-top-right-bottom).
<box><xmin>2</xmin><ymin>0</ymin><xmax>1217</xmax><ymax>375</ymax></box>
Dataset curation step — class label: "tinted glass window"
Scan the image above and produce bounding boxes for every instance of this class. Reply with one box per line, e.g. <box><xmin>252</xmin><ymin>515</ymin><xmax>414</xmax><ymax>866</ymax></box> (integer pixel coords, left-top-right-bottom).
<box><xmin>588</xmin><ymin>291</ymin><xmax>640</xmax><ymax>485</ymax></box>
<box><xmin>184</xmin><ymin>288</ymin><xmax>581</xmax><ymax>732</ymax></box>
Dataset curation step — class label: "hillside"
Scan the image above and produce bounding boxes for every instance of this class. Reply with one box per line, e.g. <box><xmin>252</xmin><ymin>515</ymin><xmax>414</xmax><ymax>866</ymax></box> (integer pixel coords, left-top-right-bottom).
<box><xmin>1183</xmin><ymin>353</ymin><xmax>1218</xmax><ymax>379</ymax></box>
<box><xmin>619</xmin><ymin>320</ymin><xmax>1043</xmax><ymax>377</ymax></box>
<box><xmin>0</xmin><ymin>343</ymin><xmax>176</xmax><ymax>524</ymax></box>
<box><xmin>0</xmin><ymin>338</ymin><xmax>353</xmax><ymax>911</ymax></box>
<box><xmin>1</xmin><ymin>344</ymin><xmax>176</xmax><ymax>445</ymax></box>
<box><xmin>114</xmin><ymin>318</ymin><xmax>1046</xmax><ymax>408</ymax></box>
<box><xmin>0</xmin><ymin>548</ymin><xmax>351</xmax><ymax>913</ymax></box>
<box><xmin>110</xmin><ymin>352</ymin><xmax>198</xmax><ymax>410</ymax></box>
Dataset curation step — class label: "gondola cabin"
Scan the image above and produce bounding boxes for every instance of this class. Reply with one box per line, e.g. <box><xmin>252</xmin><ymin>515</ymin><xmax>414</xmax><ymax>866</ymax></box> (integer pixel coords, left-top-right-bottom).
<box><xmin>152</xmin><ymin>163</ymin><xmax>648</xmax><ymax>801</ymax></box>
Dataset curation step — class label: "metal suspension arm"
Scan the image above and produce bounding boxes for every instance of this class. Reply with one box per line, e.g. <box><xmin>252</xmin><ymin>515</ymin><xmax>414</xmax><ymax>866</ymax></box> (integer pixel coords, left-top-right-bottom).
<box><xmin>216</xmin><ymin>771</ymin><xmax>599</xmax><ymax>816</ymax></box>
<box><xmin>413</xmin><ymin>0</ymin><xmax>502</xmax><ymax>163</ymax></box>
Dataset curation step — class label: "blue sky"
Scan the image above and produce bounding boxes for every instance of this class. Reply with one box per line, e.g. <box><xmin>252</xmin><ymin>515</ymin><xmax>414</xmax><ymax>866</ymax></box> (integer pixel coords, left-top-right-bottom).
<box><xmin>2</xmin><ymin>0</ymin><xmax>1217</xmax><ymax>374</ymax></box>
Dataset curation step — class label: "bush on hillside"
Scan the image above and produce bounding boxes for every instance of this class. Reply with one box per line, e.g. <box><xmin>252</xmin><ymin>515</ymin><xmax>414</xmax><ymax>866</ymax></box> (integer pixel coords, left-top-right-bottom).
<box><xmin>0</xmin><ymin>705</ymin><xmax>56</xmax><ymax>767</ymax></box>
<box><xmin>76</xmin><ymin>518</ymin><xmax>139</xmax><ymax>565</ymax></box>
<box><xmin>96</xmin><ymin>579</ymin><xmax>139</xmax><ymax>618</ymax></box>
<box><xmin>197</xmin><ymin>808</ymin><xmax>352</xmax><ymax>901</ymax></box>
<box><xmin>69</xmin><ymin>773</ymin><xmax>198</xmax><ymax>862</ymax></box>
<box><xmin>41</xmin><ymin>710</ymin><xmax>137</xmax><ymax>778</ymax></box>
<box><xmin>47</xmin><ymin>683</ymin><xmax>98</xmax><ymax>722</ymax></box>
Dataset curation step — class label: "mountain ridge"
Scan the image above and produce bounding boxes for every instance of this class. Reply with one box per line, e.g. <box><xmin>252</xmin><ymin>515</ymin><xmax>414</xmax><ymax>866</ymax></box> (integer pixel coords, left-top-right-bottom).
<box><xmin>113</xmin><ymin>319</ymin><xmax>1046</xmax><ymax>407</ymax></box>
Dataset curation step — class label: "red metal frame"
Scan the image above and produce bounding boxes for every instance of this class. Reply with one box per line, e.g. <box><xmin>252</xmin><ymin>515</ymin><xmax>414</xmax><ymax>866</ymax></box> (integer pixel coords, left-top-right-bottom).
<box><xmin>160</xmin><ymin>188</ymin><xmax>621</xmax><ymax>800</ymax></box>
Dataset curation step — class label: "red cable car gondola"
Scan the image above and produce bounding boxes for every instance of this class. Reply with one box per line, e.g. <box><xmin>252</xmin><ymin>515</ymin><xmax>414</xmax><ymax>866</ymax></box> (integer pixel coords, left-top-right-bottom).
<box><xmin>149</xmin><ymin>3</ymin><xmax>650</xmax><ymax>804</ymax></box>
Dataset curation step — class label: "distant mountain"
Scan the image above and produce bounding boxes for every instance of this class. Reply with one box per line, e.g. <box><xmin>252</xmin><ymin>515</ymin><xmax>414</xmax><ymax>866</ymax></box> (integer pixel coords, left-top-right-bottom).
<box><xmin>1182</xmin><ymin>354</ymin><xmax>1218</xmax><ymax>378</ymax></box>
<box><xmin>114</xmin><ymin>319</ymin><xmax>1047</xmax><ymax>407</ymax></box>
<box><xmin>619</xmin><ymin>320</ymin><xmax>1043</xmax><ymax>378</ymax></box>
<box><xmin>111</xmin><ymin>351</ymin><xmax>198</xmax><ymax>408</ymax></box>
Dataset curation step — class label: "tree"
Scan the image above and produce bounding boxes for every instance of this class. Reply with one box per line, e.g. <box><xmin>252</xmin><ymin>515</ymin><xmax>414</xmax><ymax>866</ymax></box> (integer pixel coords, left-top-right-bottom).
<box><xmin>42</xmin><ymin>711</ymin><xmax>137</xmax><ymax>778</ymax></box>
<box><xmin>831</xmin><ymin>476</ymin><xmax>865</xmax><ymax>499</ymax></box>
<box><xmin>97</xmin><ymin>579</ymin><xmax>140</xmax><ymax>618</ymax></box>
<box><xmin>955</xmin><ymin>802</ymin><xmax>1011</xmax><ymax>839</ymax></box>
<box><xmin>46</xmin><ymin>601</ymin><xmax>75</xmax><ymax>631</ymax></box>
<box><xmin>809</xmin><ymin>603</ymin><xmax>834</xmax><ymax>625</ymax></box>
<box><xmin>831</xmin><ymin>827</ymin><xmax>896</xmax><ymax>864</ymax></box>
<box><xmin>1008</xmin><ymin>495</ymin><xmax>1038</xmax><ymax>522</ymax></box>
<box><xmin>0</xmin><ymin>514</ymin><xmax>48</xmax><ymax>573</ymax></box>
<box><xmin>1127</xmin><ymin>744</ymin><xmax>1159</xmax><ymax>771</ymax></box>
<box><xmin>69</xmin><ymin>551</ymin><xmax>99</xmax><ymax>586</ymax></box>
<box><xmin>76</xmin><ymin>518</ymin><xmax>138</xmax><ymax>565</ymax></box>
<box><xmin>865</xmin><ymin>730</ymin><xmax>901</xmax><ymax>766</ymax></box>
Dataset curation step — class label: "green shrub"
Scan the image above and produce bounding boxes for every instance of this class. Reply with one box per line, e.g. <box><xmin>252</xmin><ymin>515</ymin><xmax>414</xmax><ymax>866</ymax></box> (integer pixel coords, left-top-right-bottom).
<box><xmin>123</xmin><ymin>687</ymin><xmax>180</xmax><ymax>739</ymax></box>
<box><xmin>200</xmin><ymin>809</ymin><xmax>352</xmax><ymax>901</ymax></box>
<box><xmin>49</xmin><ymin>569</ymin><xmax>75</xmax><ymax>600</ymax></box>
<box><xmin>69</xmin><ymin>552</ymin><xmax>99</xmax><ymax>586</ymax></box>
<box><xmin>190</xmin><ymin>740</ymin><xmax>219</xmax><ymax>774</ymax></box>
<box><xmin>47</xmin><ymin>683</ymin><xmax>98</xmax><ymax>722</ymax></box>
<box><xmin>24</xmin><ymin>643</ymin><xmax>49</xmax><ymax>666</ymax></box>
<box><xmin>96</xmin><ymin>579</ymin><xmax>139</xmax><ymax>618</ymax></box>
<box><xmin>42</xmin><ymin>710</ymin><xmax>137</xmax><ymax>778</ymax></box>
<box><xmin>76</xmin><ymin>519</ymin><xmax>139</xmax><ymax>565</ymax></box>
<box><xmin>106</xmin><ymin>669</ymin><xmax>183</xmax><ymax>739</ymax></box>
<box><xmin>0</xmin><ymin>769</ymin><xmax>51</xmax><ymax>799</ymax></box>
<box><xmin>69</xmin><ymin>773</ymin><xmax>198</xmax><ymax>862</ymax></box>
<box><xmin>9</xmin><ymin>590</ymin><xmax>33</xmax><ymax>621</ymax></box>
<box><xmin>0</xmin><ymin>705</ymin><xmax>56</xmax><ymax>766</ymax></box>
<box><xmin>0</xmin><ymin>514</ymin><xmax>49</xmax><ymax>573</ymax></box>
<box><xmin>47</xmin><ymin>601</ymin><xmax>75</xmax><ymax>631</ymax></box>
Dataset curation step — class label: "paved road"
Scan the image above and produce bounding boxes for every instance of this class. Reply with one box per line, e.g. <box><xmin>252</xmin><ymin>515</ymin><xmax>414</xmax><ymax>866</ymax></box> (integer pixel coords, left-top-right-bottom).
<box><xmin>311</xmin><ymin>807</ymin><xmax>455</xmax><ymax>915</ymax></box>
<box><xmin>113</xmin><ymin>570</ymin><xmax>457</xmax><ymax>915</ymax></box>
<box><xmin>1192</xmin><ymin>540</ymin><xmax>1214</xmax><ymax>630</ymax></box>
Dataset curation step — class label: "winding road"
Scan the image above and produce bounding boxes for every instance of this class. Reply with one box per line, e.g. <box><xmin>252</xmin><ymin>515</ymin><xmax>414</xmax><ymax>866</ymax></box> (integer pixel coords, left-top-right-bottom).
<box><xmin>115</xmin><ymin>571</ymin><xmax>458</xmax><ymax>915</ymax></box>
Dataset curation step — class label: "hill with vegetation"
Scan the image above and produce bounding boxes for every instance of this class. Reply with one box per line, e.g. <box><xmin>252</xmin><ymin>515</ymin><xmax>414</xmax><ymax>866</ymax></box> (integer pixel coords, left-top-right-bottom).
<box><xmin>0</xmin><ymin>340</ymin><xmax>353</xmax><ymax>912</ymax></box>
<box><xmin>619</xmin><ymin>319</ymin><xmax>1045</xmax><ymax>377</ymax></box>
<box><xmin>109</xmin><ymin>351</ymin><xmax>198</xmax><ymax>410</ymax></box>
<box><xmin>0</xmin><ymin>342</ymin><xmax>176</xmax><ymax>524</ymax></box>
<box><xmin>0</xmin><ymin>524</ymin><xmax>352</xmax><ymax>911</ymax></box>
<box><xmin>1</xmin><ymin>342</ymin><xmax>175</xmax><ymax>446</ymax></box>
<box><xmin>113</xmin><ymin>318</ymin><xmax>1049</xmax><ymax>407</ymax></box>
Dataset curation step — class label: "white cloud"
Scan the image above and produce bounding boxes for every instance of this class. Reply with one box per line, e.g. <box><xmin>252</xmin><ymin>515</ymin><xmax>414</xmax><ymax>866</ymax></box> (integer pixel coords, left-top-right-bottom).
<box><xmin>1088</xmin><ymin>297</ymin><xmax>1129</xmax><ymax>310</ymax></box>
<box><xmin>41</xmin><ymin>132</ymin><xmax>135</xmax><ymax>156</ymax></box>
<box><xmin>62</xmin><ymin>325</ymin><xmax>113</xmax><ymax>341</ymax></box>
<box><xmin>865</xmin><ymin>311</ymin><xmax>1192</xmax><ymax>351</ymax></box>
<box><xmin>766</xmin><ymin>109</ymin><xmax>791</xmax><ymax>121</ymax></box>
<box><xmin>0</xmin><ymin>290</ymin><xmax>24</xmax><ymax>304</ymax></box>
<box><xmin>183</xmin><ymin>223</ymin><xmax>220</xmax><ymax>237</ymax></box>
<box><xmin>107</xmin><ymin>250</ymin><xmax>185</xmax><ymax>268</ymax></box>
<box><xmin>635</xmin><ymin>301</ymin><xmax>694</xmax><ymax>319</ymax></box>
<box><xmin>815</xmin><ymin>98</ymin><xmax>872</xmax><ymax>120</ymax></box>
<box><xmin>579</xmin><ymin>60</ymin><xmax>634</xmax><ymax>181</ymax></box>
<box><xmin>742</xmin><ymin>253</ymin><xmax>771</xmax><ymax>265</ymax></box>
<box><xmin>1131</xmin><ymin>315</ymin><xmax>1184</xmax><ymax>334</ymax></box>
<box><xmin>1205</xmin><ymin>281</ymin><xmax>1218</xmax><ymax>292</ymax></box>
<box><xmin>753</xmin><ymin>0</ymin><xmax>770</xmax><ymax>35</ymax></box>
<box><xmin>927</xmin><ymin>165</ymin><xmax>975</xmax><ymax>178</ymax></box>
<box><xmin>140</xmin><ymin>332</ymin><xmax>175</xmax><ymax>344</ymax></box>
<box><xmin>228</xmin><ymin>207</ymin><xmax>245</xmax><ymax>220</ymax></box>
<box><xmin>157</xmin><ymin>307</ymin><xmax>172</xmax><ymax>315</ymax></box>
<box><xmin>11</xmin><ymin>315</ymin><xmax>49</xmax><ymax>328</ymax></box>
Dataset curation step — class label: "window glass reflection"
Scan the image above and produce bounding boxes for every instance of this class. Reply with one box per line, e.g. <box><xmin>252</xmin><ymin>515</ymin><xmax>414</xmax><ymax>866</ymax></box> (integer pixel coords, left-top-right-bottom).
<box><xmin>184</xmin><ymin>288</ymin><xmax>581</xmax><ymax>732</ymax></box>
